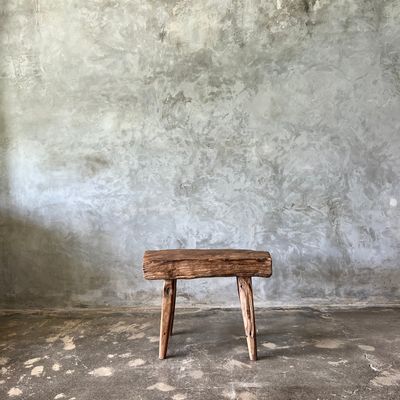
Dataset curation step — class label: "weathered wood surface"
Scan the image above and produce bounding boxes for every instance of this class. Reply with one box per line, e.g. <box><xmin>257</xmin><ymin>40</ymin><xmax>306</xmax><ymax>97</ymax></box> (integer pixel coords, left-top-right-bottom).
<box><xmin>159</xmin><ymin>279</ymin><xmax>175</xmax><ymax>359</ymax></box>
<box><xmin>169</xmin><ymin>279</ymin><xmax>176</xmax><ymax>336</ymax></box>
<box><xmin>237</xmin><ymin>276</ymin><xmax>257</xmax><ymax>361</ymax></box>
<box><xmin>143</xmin><ymin>249</ymin><xmax>272</xmax><ymax>280</ymax></box>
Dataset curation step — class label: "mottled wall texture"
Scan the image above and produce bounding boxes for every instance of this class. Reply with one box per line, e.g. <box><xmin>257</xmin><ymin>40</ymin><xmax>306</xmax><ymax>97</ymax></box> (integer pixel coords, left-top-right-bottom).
<box><xmin>1</xmin><ymin>0</ymin><xmax>400</xmax><ymax>308</ymax></box>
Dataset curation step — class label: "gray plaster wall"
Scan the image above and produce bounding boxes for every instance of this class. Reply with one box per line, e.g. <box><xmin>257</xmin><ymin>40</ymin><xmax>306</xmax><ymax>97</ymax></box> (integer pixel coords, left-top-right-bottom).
<box><xmin>0</xmin><ymin>0</ymin><xmax>399</xmax><ymax>308</ymax></box>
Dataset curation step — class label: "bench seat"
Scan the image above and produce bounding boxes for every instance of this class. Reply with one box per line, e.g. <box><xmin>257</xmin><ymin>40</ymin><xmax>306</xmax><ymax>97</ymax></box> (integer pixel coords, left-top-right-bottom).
<box><xmin>143</xmin><ymin>249</ymin><xmax>272</xmax><ymax>280</ymax></box>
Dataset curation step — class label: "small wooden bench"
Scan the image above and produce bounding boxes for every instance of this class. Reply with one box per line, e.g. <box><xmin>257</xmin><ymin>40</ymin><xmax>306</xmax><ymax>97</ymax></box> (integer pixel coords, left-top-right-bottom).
<box><xmin>143</xmin><ymin>249</ymin><xmax>272</xmax><ymax>361</ymax></box>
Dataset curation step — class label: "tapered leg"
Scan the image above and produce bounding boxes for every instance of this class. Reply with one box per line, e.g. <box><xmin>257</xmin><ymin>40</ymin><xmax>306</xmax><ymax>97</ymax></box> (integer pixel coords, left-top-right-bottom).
<box><xmin>159</xmin><ymin>279</ymin><xmax>175</xmax><ymax>359</ymax></box>
<box><xmin>169</xmin><ymin>279</ymin><xmax>177</xmax><ymax>335</ymax></box>
<box><xmin>237</xmin><ymin>276</ymin><xmax>257</xmax><ymax>361</ymax></box>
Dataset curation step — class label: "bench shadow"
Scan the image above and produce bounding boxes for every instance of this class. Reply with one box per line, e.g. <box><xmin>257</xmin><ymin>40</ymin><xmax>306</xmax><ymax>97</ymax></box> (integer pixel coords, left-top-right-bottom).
<box><xmin>164</xmin><ymin>311</ymin><xmax>348</xmax><ymax>361</ymax></box>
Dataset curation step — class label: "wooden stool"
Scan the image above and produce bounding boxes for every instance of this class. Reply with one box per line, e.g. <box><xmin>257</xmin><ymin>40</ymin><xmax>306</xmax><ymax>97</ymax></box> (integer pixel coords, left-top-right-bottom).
<box><xmin>143</xmin><ymin>249</ymin><xmax>272</xmax><ymax>361</ymax></box>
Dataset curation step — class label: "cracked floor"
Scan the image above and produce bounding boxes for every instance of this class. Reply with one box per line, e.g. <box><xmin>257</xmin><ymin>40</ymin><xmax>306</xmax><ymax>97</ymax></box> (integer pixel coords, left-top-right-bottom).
<box><xmin>0</xmin><ymin>308</ymin><xmax>399</xmax><ymax>399</ymax></box>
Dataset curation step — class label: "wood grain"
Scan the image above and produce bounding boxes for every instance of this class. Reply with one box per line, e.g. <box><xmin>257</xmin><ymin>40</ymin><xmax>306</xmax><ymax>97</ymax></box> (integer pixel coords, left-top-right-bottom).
<box><xmin>237</xmin><ymin>276</ymin><xmax>257</xmax><ymax>361</ymax></box>
<box><xmin>159</xmin><ymin>279</ymin><xmax>175</xmax><ymax>359</ymax></box>
<box><xmin>169</xmin><ymin>279</ymin><xmax>176</xmax><ymax>336</ymax></box>
<box><xmin>143</xmin><ymin>249</ymin><xmax>272</xmax><ymax>280</ymax></box>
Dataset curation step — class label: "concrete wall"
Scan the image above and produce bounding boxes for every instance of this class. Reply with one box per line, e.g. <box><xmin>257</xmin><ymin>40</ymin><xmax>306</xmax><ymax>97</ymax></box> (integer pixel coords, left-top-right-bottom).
<box><xmin>0</xmin><ymin>0</ymin><xmax>399</xmax><ymax>308</ymax></box>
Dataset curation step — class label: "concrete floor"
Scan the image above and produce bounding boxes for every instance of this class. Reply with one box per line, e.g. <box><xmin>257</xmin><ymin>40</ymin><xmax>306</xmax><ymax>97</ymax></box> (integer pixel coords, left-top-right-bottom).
<box><xmin>0</xmin><ymin>308</ymin><xmax>399</xmax><ymax>400</ymax></box>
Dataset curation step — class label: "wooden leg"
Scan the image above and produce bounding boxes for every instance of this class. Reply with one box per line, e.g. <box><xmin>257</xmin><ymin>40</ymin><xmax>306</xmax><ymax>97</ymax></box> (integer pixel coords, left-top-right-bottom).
<box><xmin>169</xmin><ymin>279</ymin><xmax>177</xmax><ymax>335</ymax></box>
<box><xmin>159</xmin><ymin>279</ymin><xmax>175</xmax><ymax>359</ymax></box>
<box><xmin>237</xmin><ymin>276</ymin><xmax>257</xmax><ymax>361</ymax></box>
